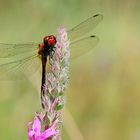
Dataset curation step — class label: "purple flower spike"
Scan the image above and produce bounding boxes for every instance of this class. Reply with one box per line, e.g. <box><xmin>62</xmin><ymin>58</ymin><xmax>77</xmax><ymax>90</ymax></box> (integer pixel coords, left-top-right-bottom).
<box><xmin>28</xmin><ymin>27</ymin><xmax>70</xmax><ymax>140</ymax></box>
<box><xmin>28</xmin><ymin>116</ymin><xmax>57</xmax><ymax>140</ymax></box>
<box><xmin>40</xmin><ymin>27</ymin><xmax>70</xmax><ymax>140</ymax></box>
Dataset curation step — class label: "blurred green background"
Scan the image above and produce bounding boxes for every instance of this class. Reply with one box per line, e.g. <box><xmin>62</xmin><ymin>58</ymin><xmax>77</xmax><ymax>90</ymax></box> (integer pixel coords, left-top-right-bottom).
<box><xmin>0</xmin><ymin>0</ymin><xmax>140</xmax><ymax>140</ymax></box>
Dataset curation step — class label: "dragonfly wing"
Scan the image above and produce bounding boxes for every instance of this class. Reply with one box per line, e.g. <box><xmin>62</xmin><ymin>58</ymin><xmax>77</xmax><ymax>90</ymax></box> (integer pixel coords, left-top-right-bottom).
<box><xmin>70</xmin><ymin>35</ymin><xmax>99</xmax><ymax>59</ymax></box>
<box><xmin>68</xmin><ymin>14</ymin><xmax>103</xmax><ymax>41</ymax></box>
<box><xmin>0</xmin><ymin>52</ymin><xmax>41</xmax><ymax>80</ymax></box>
<box><xmin>0</xmin><ymin>43</ymin><xmax>38</xmax><ymax>58</ymax></box>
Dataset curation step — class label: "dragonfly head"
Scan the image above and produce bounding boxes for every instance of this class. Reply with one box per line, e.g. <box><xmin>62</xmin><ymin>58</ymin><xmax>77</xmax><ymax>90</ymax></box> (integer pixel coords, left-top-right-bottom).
<box><xmin>43</xmin><ymin>35</ymin><xmax>57</xmax><ymax>47</ymax></box>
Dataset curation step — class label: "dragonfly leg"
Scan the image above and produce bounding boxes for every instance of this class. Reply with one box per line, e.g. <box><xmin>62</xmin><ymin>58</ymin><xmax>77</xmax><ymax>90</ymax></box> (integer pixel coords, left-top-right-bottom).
<box><xmin>49</xmin><ymin>47</ymin><xmax>55</xmax><ymax>65</ymax></box>
<box><xmin>49</xmin><ymin>53</ymin><xmax>52</xmax><ymax>65</ymax></box>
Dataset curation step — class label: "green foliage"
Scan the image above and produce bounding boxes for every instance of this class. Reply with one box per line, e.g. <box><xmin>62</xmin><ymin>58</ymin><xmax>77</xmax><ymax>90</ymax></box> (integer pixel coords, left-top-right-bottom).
<box><xmin>55</xmin><ymin>92</ymin><xmax>63</xmax><ymax>97</ymax></box>
<box><xmin>55</xmin><ymin>104</ymin><xmax>64</xmax><ymax>111</ymax></box>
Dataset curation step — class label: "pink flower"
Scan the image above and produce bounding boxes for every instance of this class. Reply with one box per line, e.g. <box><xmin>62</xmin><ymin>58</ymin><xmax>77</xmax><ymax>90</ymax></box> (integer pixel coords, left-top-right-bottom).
<box><xmin>28</xmin><ymin>116</ymin><xmax>57</xmax><ymax>140</ymax></box>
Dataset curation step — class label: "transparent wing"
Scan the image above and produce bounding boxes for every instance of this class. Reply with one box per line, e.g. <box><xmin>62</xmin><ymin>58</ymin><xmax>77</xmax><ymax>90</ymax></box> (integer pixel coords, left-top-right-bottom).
<box><xmin>0</xmin><ymin>51</ymin><xmax>41</xmax><ymax>80</ymax></box>
<box><xmin>68</xmin><ymin>14</ymin><xmax>103</xmax><ymax>41</ymax></box>
<box><xmin>0</xmin><ymin>43</ymin><xmax>38</xmax><ymax>58</ymax></box>
<box><xmin>70</xmin><ymin>35</ymin><xmax>99</xmax><ymax>59</ymax></box>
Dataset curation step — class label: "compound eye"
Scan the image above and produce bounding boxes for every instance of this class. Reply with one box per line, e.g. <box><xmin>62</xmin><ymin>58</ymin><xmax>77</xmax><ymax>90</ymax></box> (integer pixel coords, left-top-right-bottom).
<box><xmin>43</xmin><ymin>36</ymin><xmax>49</xmax><ymax>44</ymax></box>
<box><xmin>48</xmin><ymin>36</ymin><xmax>56</xmax><ymax>46</ymax></box>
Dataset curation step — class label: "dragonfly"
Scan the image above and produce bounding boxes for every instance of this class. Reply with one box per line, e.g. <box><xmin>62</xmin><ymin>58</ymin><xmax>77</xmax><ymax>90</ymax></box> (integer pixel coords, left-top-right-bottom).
<box><xmin>0</xmin><ymin>14</ymin><xmax>103</xmax><ymax>101</ymax></box>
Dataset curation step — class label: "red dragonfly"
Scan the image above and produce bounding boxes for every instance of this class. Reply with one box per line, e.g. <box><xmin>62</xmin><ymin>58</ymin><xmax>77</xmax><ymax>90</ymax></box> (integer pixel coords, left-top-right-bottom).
<box><xmin>0</xmin><ymin>14</ymin><xmax>103</xmax><ymax>97</ymax></box>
